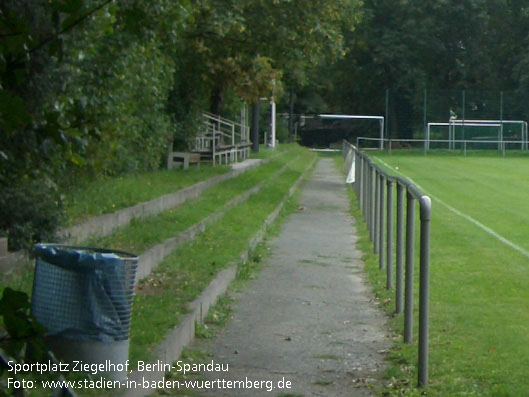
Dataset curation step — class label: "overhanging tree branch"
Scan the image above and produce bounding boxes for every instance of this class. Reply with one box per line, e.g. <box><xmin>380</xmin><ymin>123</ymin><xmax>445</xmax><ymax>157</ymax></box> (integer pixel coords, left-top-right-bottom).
<box><xmin>10</xmin><ymin>0</ymin><xmax>114</xmax><ymax>66</ymax></box>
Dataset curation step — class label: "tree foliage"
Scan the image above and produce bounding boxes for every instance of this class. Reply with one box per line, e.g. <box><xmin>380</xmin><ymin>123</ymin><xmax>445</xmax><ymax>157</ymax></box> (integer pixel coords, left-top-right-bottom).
<box><xmin>0</xmin><ymin>0</ymin><xmax>363</xmax><ymax>249</ymax></box>
<box><xmin>0</xmin><ymin>0</ymin><xmax>187</xmax><ymax>249</ymax></box>
<box><xmin>180</xmin><ymin>0</ymin><xmax>362</xmax><ymax>112</ymax></box>
<box><xmin>299</xmin><ymin>0</ymin><xmax>529</xmax><ymax>138</ymax></box>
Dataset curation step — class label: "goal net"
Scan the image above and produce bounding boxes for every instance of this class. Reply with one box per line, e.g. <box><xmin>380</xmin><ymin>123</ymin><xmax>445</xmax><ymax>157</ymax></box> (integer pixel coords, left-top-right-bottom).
<box><xmin>425</xmin><ymin>120</ymin><xmax>528</xmax><ymax>151</ymax></box>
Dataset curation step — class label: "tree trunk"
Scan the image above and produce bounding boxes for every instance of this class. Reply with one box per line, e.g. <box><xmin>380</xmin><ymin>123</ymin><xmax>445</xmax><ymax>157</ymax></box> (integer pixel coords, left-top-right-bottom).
<box><xmin>251</xmin><ymin>102</ymin><xmax>260</xmax><ymax>153</ymax></box>
<box><xmin>210</xmin><ymin>86</ymin><xmax>224</xmax><ymax>115</ymax></box>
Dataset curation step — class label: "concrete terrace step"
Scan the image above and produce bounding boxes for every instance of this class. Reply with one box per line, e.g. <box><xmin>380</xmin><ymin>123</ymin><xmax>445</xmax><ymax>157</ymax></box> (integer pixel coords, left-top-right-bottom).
<box><xmin>0</xmin><ymin>156</ymin><xmax>273</xmax><ymax>278</ymax></box>
<box><xmin>135</xmin><ymin>157</ymin><xmax>298</xmax><ymax>282</ymax></box>
<box><xmin>61</xmin><ymin>159</ymin><xmax>266</xmax><ymax>244</ymax></box>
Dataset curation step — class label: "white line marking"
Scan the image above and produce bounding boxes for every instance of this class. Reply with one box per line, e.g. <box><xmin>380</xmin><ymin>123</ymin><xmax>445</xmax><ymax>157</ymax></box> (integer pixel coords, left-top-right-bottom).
<box><xmin>375</xmin><ymin>157</ymin><xmax>529</xmax><ymax>259</ymax></box>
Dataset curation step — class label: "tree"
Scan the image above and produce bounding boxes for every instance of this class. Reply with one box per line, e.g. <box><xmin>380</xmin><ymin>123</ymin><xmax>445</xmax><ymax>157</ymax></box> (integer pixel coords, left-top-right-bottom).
<box><xmin>306</xmin><ymin>0</ymin><xmax>529</xmax><ymax>139</ymax></box>
<box><xmin>178</xmin><ymin>0</ymin><xmax>362</xmax><ymax>114</ymax></box>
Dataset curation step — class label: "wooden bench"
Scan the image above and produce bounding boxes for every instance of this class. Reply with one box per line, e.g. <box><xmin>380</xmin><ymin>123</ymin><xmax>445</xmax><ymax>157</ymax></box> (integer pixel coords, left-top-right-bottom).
<box><xmin>167</xmin><ymin>152</ymin><xmax>201</xmax><ymax>170</ymax></box>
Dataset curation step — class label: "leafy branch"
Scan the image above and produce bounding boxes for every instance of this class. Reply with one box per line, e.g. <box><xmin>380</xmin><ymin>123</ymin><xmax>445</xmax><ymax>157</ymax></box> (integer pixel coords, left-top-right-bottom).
<box><xmin>9</xmin><ymin>0</ymin><xmax>114</xmax><ymax>66</ymax></box>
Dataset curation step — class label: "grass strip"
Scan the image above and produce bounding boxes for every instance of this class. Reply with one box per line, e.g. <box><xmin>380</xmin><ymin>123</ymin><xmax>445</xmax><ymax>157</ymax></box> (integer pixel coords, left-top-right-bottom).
<box><xmin>0</xmin><ymin>147</ymin><xmax>302</xmax><ymax>298</ymax></box>
<box><xmin>249</xmin><ymin>143</ymin><xmax>293</xmax><ymax>159</ymax></box>
<box><xmin>128</xmin><ymin>151</ymin><xmax>316</xmax><ymax>365</ymax></box>
<box><xmin>63</xmin><ymin>165</ymin><xmax>231</xmax><ymax>226</ymax></box>
<box><xmin>65</xmin><ymin>143</ymin><xmax>297</xmax><ymax>227</ymax></box>
<box><xmin>83</xmin><ymin>146</ymin><xmax>306</xmax><ymax>255</ymax></box>
<box><xmin>0</xmin><ymin>147</ymin><xmax>301</xmax><ymax>291</ymax></box>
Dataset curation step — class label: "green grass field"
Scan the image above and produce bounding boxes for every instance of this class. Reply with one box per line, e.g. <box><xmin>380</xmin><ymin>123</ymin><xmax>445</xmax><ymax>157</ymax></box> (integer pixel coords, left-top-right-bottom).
<box><xmin>353</xmin><ymin>151</ymin><xmax>529</xmax><ymax>396</ymax></box>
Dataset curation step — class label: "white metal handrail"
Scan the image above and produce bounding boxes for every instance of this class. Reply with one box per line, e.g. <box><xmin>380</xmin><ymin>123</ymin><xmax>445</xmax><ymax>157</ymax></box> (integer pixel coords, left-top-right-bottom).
<box><xmin>192</xmin><ymin>112</ymin><xmax>251</xmax><ymax>166</ymax></box>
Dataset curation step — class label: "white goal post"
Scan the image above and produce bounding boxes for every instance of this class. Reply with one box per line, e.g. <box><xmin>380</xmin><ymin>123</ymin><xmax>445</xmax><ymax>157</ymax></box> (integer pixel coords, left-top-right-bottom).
<box><xmin>426</xmin><ymin>119</ymin><xmax>528</xmax><ymax>150</ymax></box>
<box><xmin>319</xmin><ymin>114</ymin><xmax>385</xmax><ymax>150</ymax></box>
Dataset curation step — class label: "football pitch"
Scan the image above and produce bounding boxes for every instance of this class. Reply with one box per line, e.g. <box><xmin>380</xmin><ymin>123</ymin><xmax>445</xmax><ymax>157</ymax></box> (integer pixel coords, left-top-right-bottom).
<box><xmin>362</xmin><ymin>151</ymin><xmax>529</xmax><ymax>396</ymax></box>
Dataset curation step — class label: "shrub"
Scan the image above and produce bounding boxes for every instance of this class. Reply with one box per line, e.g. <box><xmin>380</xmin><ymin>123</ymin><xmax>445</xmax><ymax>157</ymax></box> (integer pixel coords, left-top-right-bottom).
<box><xmin>0</xmin><ymin>179</ymin><xmax>63</xmax><ymax>251</ymax></box>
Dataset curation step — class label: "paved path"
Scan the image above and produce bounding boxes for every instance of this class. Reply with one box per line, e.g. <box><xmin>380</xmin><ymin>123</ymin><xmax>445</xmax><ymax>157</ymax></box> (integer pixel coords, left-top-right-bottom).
<box><xmin>193</xmin><ymin>158</ymin><xmax>390</xmax><ymax>396</ymax></box>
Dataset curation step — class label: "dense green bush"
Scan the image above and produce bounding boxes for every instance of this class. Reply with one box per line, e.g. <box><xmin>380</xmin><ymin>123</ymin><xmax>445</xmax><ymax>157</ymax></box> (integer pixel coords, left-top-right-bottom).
<box><xmin>58</xmin><ymin>37</ymin><xmax>175</xmax><ymax>175</ymax></box>
<box><xmin>0</xmin><ymin>180</ymin><xmax>63</xmax><ymax>251</ymax></box>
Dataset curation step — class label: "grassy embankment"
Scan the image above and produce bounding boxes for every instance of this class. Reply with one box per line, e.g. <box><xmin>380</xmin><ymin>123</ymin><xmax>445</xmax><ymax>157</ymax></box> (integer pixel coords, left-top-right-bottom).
<box><xmin>12</xmin><ymin>144</ymin><xmax>315</xmax><ymax>396</ymax></box>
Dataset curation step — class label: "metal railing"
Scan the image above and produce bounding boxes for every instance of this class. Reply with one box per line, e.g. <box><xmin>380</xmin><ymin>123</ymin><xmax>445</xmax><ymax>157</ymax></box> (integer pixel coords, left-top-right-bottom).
<box><xmin>194</xmin><ymin>112</ymin><xmax>251</xmax><ymax>165</ymax></box>
<box><xmin>343</xmin><ymin>140</ymin><xmax>432</xmax><ymax>387</ymax></box>
<box><xmin>202</xmin><ymin>112</ymin><xmax>250</xmax><ymax>147</ymax></box>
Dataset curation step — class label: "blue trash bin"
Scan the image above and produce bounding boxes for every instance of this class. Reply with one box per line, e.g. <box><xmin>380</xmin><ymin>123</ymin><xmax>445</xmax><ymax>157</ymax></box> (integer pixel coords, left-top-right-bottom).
<box><xmin>31</xmin><ymin>244</ymin><xmax>138</xmax><ymax>380</ymax></box>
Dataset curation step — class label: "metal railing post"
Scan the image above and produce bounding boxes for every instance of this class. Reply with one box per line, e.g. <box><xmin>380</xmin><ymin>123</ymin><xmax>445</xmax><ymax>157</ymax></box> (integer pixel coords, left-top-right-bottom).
<box><xmin>404</xmin><ymin>191</ymin><xmax>415</xmax><ymax>344</ymax></box>
<box><xmin>374</xmin><ymin>168</ymin><xmax>380</xmax><ymax>252</ymax></box>
<box><xmin>379</xmin><ymin>173</ymin><xmax>385</xmax><ymax>270</ymax></box>
<box><xmin>361</xmin><ymin>156</ymin><xmax>365</xmax><ymax>216</ymax></box>
<box><xmin>354</xmin><ymin>151</ymin><xmax>359</xmax><ymax>196</ymax></box>
<box><xmin>418</xmin><ymin>196</ymin><xmax>432</xmax><ymax>387</ymax></box>
<box><xmin>369</xmin><ymin>163</ymin><xmax>375</xmax><ymax>241</ymax></box>
<box><xmin>361</xmin><ymin>156</ymin><xmax>365</xmax><ymax>215</ymax></box>
<box><xmin>364</xmin><ymin>157</ymin><xmax>369</xmax><ymax>221</ymax></box>
<box><xmin>367</xmin><ymin>163</ymin><xmax>372</xmax><ymax>240</ymax></box>
<box><xmin>358</xmin><ymin>155</ymin><xmax>364</xmax><ymax>210</ymax></box>
<box><xmin>386</xmin><ymin>179</ymin><xmax>394</xmax><ymax>289</ymax></box>
<box><xmin>212</xmin><ymin>123</ymin><xmax>216</xmax><ymax>166</ymax></box>
<box><xmin>395</xmin><ymin>183</ymin><xmax>405</xmax><ymax>313</ymax></box>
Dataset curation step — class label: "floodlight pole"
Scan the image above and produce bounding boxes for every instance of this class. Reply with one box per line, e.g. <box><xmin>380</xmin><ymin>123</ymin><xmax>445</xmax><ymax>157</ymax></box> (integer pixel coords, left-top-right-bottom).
<box><xmin>251</xmin><ymin>102</ymin><xmax>260</xmax><ymax>153</ymax></box>
<box><xmin>270</xmin><ymin>99</ymin><xmax>276</xmax><ymax>148</ymax></box>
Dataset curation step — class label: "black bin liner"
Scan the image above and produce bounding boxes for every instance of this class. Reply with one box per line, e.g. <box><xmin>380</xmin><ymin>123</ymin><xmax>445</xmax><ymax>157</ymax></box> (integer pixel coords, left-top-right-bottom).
<box><xmin>31</xmin><ymin>244</ymin><xmax>138</xmax><ymax>342</ymax></box>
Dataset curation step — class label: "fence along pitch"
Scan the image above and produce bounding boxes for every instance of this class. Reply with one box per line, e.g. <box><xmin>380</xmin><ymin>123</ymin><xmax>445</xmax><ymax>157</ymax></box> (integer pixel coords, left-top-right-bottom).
<box><xmin>342</xmin><ymin>140</ymin><xmax>431</xmax><ymax>387</ymax></box>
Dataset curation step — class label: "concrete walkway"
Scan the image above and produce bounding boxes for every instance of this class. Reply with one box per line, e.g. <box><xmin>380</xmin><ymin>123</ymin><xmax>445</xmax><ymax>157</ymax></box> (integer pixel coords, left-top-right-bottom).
<box><xmin>193</xmin><ymin>158</ymin><xmax>390</xmax><ymax>396</ymax></box>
